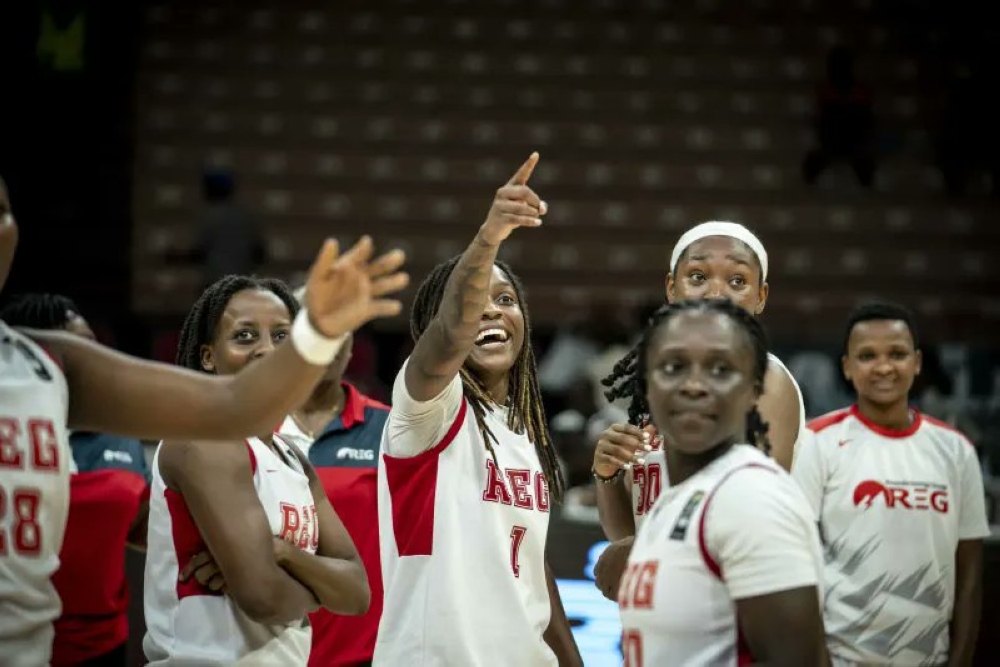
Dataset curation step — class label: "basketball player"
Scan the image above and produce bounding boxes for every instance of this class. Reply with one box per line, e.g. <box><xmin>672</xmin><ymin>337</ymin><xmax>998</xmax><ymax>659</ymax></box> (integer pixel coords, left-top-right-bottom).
<box><xmin>607</xmin><ymin>298</ymin><xmax>827</xmax><ymax>666</ymax></box>
<box><xmin>0</xmin><ymin>175</ymin><xmax>408</xmax><ymax>667</ymax></box>
<box><xmin>792</xmin><ymin>301</ymin><xmax>989</xmax><ymax>666</ymax></box>
<box><xmin>592</xmin><ymin>221</ymin><xmax>808</xmax><ymax>600</ymax></box>
<box><xmin>0</xmin><ymin>293</ymin><xmax>149</xmax><ymax>667</ymax></box>
<box><xmin>374</xmin><ymin>153</ymin><xmax>582</xmax><ymax>666</ymax></box>
<box><xmin>144</xmin><ymin>275</ymin><xmax>371</xmax><ymax>665</ymax></box>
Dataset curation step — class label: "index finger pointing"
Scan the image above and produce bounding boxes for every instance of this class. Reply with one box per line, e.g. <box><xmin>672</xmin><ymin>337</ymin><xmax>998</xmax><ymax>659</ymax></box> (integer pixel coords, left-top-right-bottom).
<box><xmin>507</xmin><ymin>151</ymin><xmax>540</xmax><ymax>186</ymax></box>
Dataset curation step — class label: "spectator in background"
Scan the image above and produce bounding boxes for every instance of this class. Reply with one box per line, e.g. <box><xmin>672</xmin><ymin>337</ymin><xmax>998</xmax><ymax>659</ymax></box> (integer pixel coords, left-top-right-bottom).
<box><xmin>802</xmin><ymin>46</ymin><xmax>877</xmax><ymax>188</ymax></box>
<box><xmin>195</xmin><ymin>168</ymin><xmax>266</xmax><ymax>289</ymax></box>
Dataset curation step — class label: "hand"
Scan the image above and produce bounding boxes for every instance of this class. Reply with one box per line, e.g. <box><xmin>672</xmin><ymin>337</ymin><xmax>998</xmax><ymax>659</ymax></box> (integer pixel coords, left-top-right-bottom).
<box><xmin>303</xmin><ymin>235</ymin><xmax>409</xmax><ymax>338</ymax></box>
<box><xmin>594</xmin><ymin>536</ymin><xmax>634</xmax><ymax>601</ymax></box>
<box><xmin>479</xmin><ymin>152</ymin><xmax>548</xmax><ymax>245</ymax></box>
<box><xmin>592</xmin><ymin>423</ymin><xmax>653</xmax><ymax>479</ymax></box>
<box><xmin>272</xmin><ymin>536</ymin><xmax>291</xmax><ymax>565</ymax></box>
<box><xmin>179</xmin><ymin>550</ymin><xmax>227</xmax><ymax>593</ymax></box>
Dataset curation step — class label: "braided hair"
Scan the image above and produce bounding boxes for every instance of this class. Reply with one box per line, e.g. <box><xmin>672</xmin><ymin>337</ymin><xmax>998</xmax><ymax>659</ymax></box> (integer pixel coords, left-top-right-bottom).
<box><xmin>175</xmin><ymin>274</ymin><xmax>299</xmax><ymax>372</ymax></box>
<box><xmin>0</xmin><ymin>293</ymin><xmax>82</xmax><ymax>330</ymax></box>
<box><xmin>602</xmin><ymin>298</ymin><xmax>772</xmax><ymax>455</ymax></box>
<box><xmin>410</xmin><ymin>257</ymin><xmax>564</xmax><ymax>501</ymax></box>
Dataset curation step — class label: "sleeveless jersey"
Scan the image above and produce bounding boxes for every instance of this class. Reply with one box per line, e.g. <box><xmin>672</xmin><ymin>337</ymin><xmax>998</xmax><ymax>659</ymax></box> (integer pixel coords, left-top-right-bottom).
<box><xmin>620</xmin><ymin>445</ymin><xmax>823</xmax><ymax>666</ymax></box>
<box><xmin>0</xmin><ymin>321</ymin><xmax>72</xmax><ymax>667</ymax></box>
<box><xmin>143</xmin><ymin>435</ymin><xmax>318</xmax><ymax>666</ymax></box>
<box><xmin>630</xmin><ymin>352</ymin><xmax>807</xmax><ymax>531</ymax></box>
<box><xmin>375</xmin><ymin>396</ymin><xmax>556</xmax><ymax>666</ymax></box>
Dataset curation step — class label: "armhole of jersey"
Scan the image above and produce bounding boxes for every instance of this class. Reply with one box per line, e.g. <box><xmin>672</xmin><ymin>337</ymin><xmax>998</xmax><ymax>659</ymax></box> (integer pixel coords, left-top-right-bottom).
<box><xmin>245</xmin><ymin>440</ymin><xmax>257</xmax><ymax>476</ymax></box>
<box><xmin>696</xmin><ymin>462</ymin><xmax>778</xmax><ymax>580</ymax></box>
<box><xmin>383</xmin><ymin>396</ymin><xmax>468</xmax><ymax>463</ymax></box>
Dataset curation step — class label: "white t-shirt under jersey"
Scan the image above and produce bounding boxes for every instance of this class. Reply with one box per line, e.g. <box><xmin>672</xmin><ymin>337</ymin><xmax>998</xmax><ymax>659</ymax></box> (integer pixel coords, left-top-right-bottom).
<box><xmin>143</xmin><ymin>435</ymin><xmax>318</xmax><ymax>666</ymax></box>
<box><xmin>793</xmin><ymin>405</ymin><xmax>990</xmax><ymax>666</ymax></box>
<box><xmin>630</xmin><ymin>352</ymin><xmax>807</xmax><ymax>532</ymax></box>
<box><xmin>374</xmin><ymin>360</ymin><xmax>556</xmax><ymax>667</ymax></box>
<box><xmin>0</xmin><ymin>322</ymin><xmax>73</xmax><ymax>667</ymax></box>
<box><xmin>620</xmin><ymin>445</ymin><xmax>824</xmax><ymax>666</ymax></box>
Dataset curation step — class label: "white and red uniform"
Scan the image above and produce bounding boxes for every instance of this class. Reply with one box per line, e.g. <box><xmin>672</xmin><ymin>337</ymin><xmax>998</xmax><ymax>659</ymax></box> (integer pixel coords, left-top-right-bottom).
<box><xmin>619</xmin><ymin>444</ymin><xmax>823</xmax><ymax>667</ymax></box>
<box><xmin>375</xmin><ymin>361</ymin><xmax>556</xmax><ymax>666</ymax></box>
<box><xmin>0</xmin><ymin>321</ymin><xmax>73</xmax><ymax>667</ymax></box>
<box><xmin>793</xmin><ymin>406</ymin><xmax>990</xmax><ymax>666</ymax></box>
<box><xmin>143</xmin><ymin>435</ymin><xmax>319</xmax><ymax>666</ymax></box>
<box><xmin>630</xmin><ymin>353</ymin><xmax>807</xmax><ymax>530</ymax></box>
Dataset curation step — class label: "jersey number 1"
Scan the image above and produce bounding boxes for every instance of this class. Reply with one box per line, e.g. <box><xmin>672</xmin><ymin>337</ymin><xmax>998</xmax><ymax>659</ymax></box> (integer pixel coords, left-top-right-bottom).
<box><xmin>510</xmin><ymin>525</ymin><xmax>527</xmax><ymax>578</ymax></box>
<box><xmin>0</xmin><ymin>486</ymin><xmax>42</xmax><ymax>556</ymax></box>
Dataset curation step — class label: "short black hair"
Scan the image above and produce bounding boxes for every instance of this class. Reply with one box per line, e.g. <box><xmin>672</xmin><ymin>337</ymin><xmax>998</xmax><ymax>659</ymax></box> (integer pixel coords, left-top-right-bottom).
<box><xmin>602</xmin><ymin>298</ymin><xmax>772</xmax><ymax>454</ymax></box>
<box><xmin>175</xmin><ymin>275</ymin><xmax>298</xmax><ymax>372</ymax></box>
<box><xmin>0</xmin><ymin>293</ymin><xmax>82</xmax><ymax>330</ymax></box>
<box><xmin>842</xmin><ymin>300</ymin><xmax>920</xmax><ymax>355</ymax></box>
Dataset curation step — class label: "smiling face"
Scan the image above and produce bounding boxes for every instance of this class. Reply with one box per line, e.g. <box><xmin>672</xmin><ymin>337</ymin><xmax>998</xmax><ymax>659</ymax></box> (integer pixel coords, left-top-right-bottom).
<box><xmin>465</xmin><ymin>264</ymin><xmax>526</xmax><ymax>381</ymax></box>
<box><xmin>842</xmin><ymin>319</ymin><xmax>921</xmax><ymax>410</ymax></box>
<box><xmin>199</xmin><ymin>288</ymin><xmax>292</xmax><ymax>375</ymax></box>
<box><xmin>644</xmin><ymin>310</ymin><xmax>759</xmax><ymax>455</ymax></box>
<box><xmin>666</xmin><ymin>236</ymin><xmax>768</xmax><ymax>316</ymax></box>
<box><xmin>0</xmin><ymin>178</ymin><xmax>17</xmax><ymax>295</ymax></box>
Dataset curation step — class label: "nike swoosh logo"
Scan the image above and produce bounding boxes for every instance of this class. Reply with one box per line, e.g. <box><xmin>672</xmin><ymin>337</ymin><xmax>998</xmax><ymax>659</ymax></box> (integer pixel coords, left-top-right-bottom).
<box><xmin>838</xmin><ymin>440</ymin><xmax>851</xmax><ymax>448</ymax></box>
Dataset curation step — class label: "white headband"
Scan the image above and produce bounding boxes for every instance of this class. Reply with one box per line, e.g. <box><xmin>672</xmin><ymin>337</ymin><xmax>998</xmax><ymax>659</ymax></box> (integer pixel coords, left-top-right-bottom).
<box><xmin>669</xmin><ymin>221</ymin><xmax>768</xmax><ymax>282</ymax></box>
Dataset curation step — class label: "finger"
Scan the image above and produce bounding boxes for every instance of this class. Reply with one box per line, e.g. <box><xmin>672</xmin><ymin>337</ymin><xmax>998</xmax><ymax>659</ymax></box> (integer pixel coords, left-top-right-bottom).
<box><xmin>602</xmin><ymin>431</ymin><xmax>646</xmax><ymax>451</ymax></box>
<box><xmin>179</xmin><ymin>552</ymin><xmax>212</xmax><ymax>581</ymax></box>
<box><xmin>611</xmin><ymin>423</ymin><xmax>646</xmax><ymax>438</ymax></box>
<box><xmin>194</xmin><ymin>564</ymin><xmax>221</xmax><ymax>586</ymax></box>
<box><xmin>493</xmin><ymin>199</ymin><xmax>541</xmax><ymax>218</ymax></box>
<box><xmin>496</xmin><ymin>185</ymin><xmax>543</xmax><ymax>210</ymax></box>
<box><xmin>507</xmin><ymin>151</ymin><xmax>539</xmax><ymax>186</ymax></box>
<box><xmin>309</xmin><ymin>238</ymin><xmax>340</xmax><ymax>278</ymax></box>
<box><xmin>365</xmin><ymin>299</ymin><xmax>404</xmax><ymax>320</ymax></box>
<box><xmin>599</xmin><ymin>438</ymin><xmax>646</xmax><ymax>462</ymax></box>
<box><xmin>370</xmin><ymin>272</ymin><xmax>411</xmax><ymax>298</ymax></box>
<box><xmin>594</xmin><ymin>449</ymin><xmax>634</xmax><ymax>470</ymax></box>
<box><xmin>338</xmin><ymin>235</ymin><xmax>375</xmax><ymax>267</ymax></box>
<box><xmin>365</xmin><ymin>248</ymin><xmax>407</xmax><ymax>278</ymax></box>
<box><xmin>207</xmin><ymin>574</ymin><xmax>226</xmax><ymax>592</ymax></box>
<box><xmin>498</xmin><ymin>214</ymin><xmax>542</xmax><ymax>229</ymax></box>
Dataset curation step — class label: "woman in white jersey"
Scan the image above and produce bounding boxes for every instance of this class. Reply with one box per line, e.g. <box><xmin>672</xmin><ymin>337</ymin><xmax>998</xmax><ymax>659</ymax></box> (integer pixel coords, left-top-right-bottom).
<box><xmin>374</xmin><ymin>153</ymin><xmax>582</xmax><ymax>666</ymax></box>
<box><xmin>0</xmin><ymin>177</ymin><xmax>407</xmax><ymax>667</ymax></box>
<box><xmin>792</xmin><ymin>301</ymin><xmax>989</xmax><ymax>666</ymax></box>
<box><xmin>604</xmin><ymin>297</ymin><xmax>827</xmax><ymax>666</ymax></box>
<box><xmin>592</xmin><ymin>221</ymin><xmax>808</xmax><ymax>599</ymax></box>
<box><xmin>143</xmin><ymin>275</ymin><xmax>372</xmax><ymax>665</ymax></box>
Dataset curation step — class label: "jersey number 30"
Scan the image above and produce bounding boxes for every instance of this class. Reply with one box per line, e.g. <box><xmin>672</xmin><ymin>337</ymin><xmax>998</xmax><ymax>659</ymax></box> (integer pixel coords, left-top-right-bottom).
<box><xmin>0</xmin><ymin>486</ymin><xmax>42</xmax><ymax>556</ymax></box>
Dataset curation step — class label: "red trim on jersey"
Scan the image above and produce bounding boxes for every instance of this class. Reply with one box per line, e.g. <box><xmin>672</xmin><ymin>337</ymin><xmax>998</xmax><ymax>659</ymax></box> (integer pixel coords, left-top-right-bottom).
<box><xmin>849</xmin><ymin>404</ymin><xmax>922</xmax><ymax>438</ymax></box>
<box><xmin>340</xmin><ymin>381</ymin><xmax>388</xmax><ymax>430</ymax></box>
<box><xmin>807</xmin><ymin>408</ymin><xmax>851</xmax><ymax>433</ymax></box>
<box><xmin>246</xmin><ymin>440</ymin><xmax>257</xmax><ymax>475</ymax></box>
<box><xmin>696</xmin><ymin>463</ymin><xmax>777</xmax><ymax>579</ymax></box>
<box><xmin>37</xmin><ymin>344</ymin><xmax>64</xmax><ymax>371</ymax></box>
<box><xmin>736</xmin><ymin>624</ymin><xmax>753</xmax><ymax>666</ymax></box>
<box><xmin>382</xmin><ymin>398</ymin><xmax>468</xmax><ymax>557</ymax></box>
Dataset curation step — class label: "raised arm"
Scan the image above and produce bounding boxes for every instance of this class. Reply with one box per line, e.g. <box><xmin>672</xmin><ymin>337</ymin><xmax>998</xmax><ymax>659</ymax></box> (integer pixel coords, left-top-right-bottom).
<box><xmin>273</xmin><ymin>448</ymin><xmax>370</xmax><ymax>616</ymax></box>
<box><xmin>405</xmin><ymin>152</ymin><xmax>546</xmax><ymax>401</ymax></box>
<box><xmin>30</xmin><ymin>237</ymin><xmax>407</xmax><ymax>441</ymax></box>
<box><xmin>160</xmin><ymin>439</ymin><xmax>318</xmax><ymax>625</ymax></box>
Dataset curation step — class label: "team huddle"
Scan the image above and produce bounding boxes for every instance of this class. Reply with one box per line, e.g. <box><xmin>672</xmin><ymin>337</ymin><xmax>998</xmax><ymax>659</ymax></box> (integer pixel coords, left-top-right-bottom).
<box><xmin>0</xmin><ymin>152</ymin><xmax>989</xmax><ymax>666</ymax></box>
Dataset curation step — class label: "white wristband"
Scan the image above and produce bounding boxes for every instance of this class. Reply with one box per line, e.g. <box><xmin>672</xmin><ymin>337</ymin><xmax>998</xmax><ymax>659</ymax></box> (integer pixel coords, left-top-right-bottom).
<box><xmin>290</xmin><ymin>310</ymin><xmax>346</xmax><ymax>366</ymax></box>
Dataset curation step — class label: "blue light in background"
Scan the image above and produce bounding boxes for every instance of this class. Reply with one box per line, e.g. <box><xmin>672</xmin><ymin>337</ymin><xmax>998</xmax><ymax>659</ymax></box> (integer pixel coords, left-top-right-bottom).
<box><xmin>555</xmin><ymin>540</ymin><xmax>623</xmax><ymax>666</ymax></box>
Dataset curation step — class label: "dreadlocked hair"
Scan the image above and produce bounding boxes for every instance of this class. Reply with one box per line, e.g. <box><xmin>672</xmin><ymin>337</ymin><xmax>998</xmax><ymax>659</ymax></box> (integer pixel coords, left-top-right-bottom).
<box><xmin>409</xmin><ymin>256</ymin><xmax>564</xmax><ymax>502</ymax></box>
<box><xmin>0</xmin><ymin>293</ymin><xmax>82</xmax><ymax>330</ymax></box>
<box><xmin>601</xmin><ymin>298</ymin><xmax>773</xmax><ymax>456</ymax></box>
<box><xmin>175</xmin><ymin>274</ymin><xmax>299</xmax><ymax>372</ymax></box>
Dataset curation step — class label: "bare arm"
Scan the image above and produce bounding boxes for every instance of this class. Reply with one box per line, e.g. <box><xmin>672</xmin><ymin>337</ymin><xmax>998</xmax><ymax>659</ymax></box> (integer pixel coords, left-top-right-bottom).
<box><xmin>543</xmin><ymin>562</ymin><xmax>583</xmax><ymax>667</ymax></box>
<box><xmin>162</xmin><ymin>439</ymin><xmax>318</xmax><ymax>625</ymax></box>
<box><xmin>405</xmin><ymin>153</ymin><xmax>545</xmax><ymax>401</ymax></box>
<box><xmin>737</xmin><ymin>587</ymin><xmax>828</xmax><ymax>666</ymax></box>
<box><xmin>759</xmin><ymin>361</ymin><xmax>803</xmax><ymax>471</ymax></box>
<box><xmin>274</xmin><ymin>450</ymin><xmax>370</xmax><ymax>616</ymax></box>
<box><xmin>948</xmin><ymin>539</ymin><xmax>983</xmax><ymax>667</ymax></box>
<box><xmin>31</xmin><ymin>236</ymin><xmax>408</xmax><ymax>442</ymax></box>
<box><xmin>593</xmin><ymin>423</ymin><xmax>647</xmax><ymax>540</ymax></box>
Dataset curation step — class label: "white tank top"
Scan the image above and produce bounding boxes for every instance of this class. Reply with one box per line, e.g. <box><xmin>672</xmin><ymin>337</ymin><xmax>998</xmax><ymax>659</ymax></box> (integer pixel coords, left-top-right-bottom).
<box><xmin>0</xmin><ymin>321</ymin><xmax>72</xmax><ymax>667</ymax></box>
<box><xmin>143</xmin><ymin>435</ymin><xmax>318</xmax><ymax>666</ymax></box>
<box><xmin>630</xmin><ymin>352</ymin><xmax>807</xmax><ymax>531</ymax></box>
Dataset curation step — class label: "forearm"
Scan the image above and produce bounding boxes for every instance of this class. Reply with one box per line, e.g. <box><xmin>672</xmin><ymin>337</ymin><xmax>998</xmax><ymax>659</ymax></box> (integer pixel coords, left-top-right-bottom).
<box><xmin>596</xmin><ymin>477</ymin><xmax>635</xmax><ymax>541</ymax></box>
<box><xmin>277</xmin><ymin>545</ymin><xmax>370</xmax><ymax>616</ymax></box>
<box><xmin>948</xmin><ymin>579</ymin><xmax>982</xmax><ymax>666</ymax></box>
<box><xmin>438</xmin><ymin>228</ymin><xmax>502</xmax><ymax>336</ymax></box>
<box><xmin>543</xmin><ymin>563</ymin><xmax>582</xmax><ymax>667</ymax></box>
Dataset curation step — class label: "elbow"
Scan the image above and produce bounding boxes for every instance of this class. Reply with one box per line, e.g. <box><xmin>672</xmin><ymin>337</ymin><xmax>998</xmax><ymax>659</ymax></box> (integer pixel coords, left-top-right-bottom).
<box><xmin>231</xmin><ymin>575</ymin><xmax>308</xmax><ymax>625</ymax></box>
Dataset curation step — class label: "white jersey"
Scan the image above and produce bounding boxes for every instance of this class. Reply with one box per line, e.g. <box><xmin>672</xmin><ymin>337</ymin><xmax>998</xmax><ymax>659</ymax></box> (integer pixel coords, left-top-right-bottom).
<box><xmin>631</xmin><ymin>352</ymin><xmax>806</xmax><ymax>531</ymax></box>
<box><xmin>793</xmin><ymin>406</ymin><xmax>991</xmax><ymax>666</ymax></box>
<box><xmin>143</xmin><ymin>435</ymin><xmax>318</xmax><ymax>666</ymax></box>
<box><xmin>375</xmin><ymin>362</ymin><xmax>556</xmax><ymax>666</ymax></box>
<box><xmin>620</xmin><ymin>445</ymin><xmax>823</xmax><ymax>667</ymax></box>
<box><xmin>0</xmin><ymin>321</ymin><xmax>72</xmax><ymax>667</ymax></box>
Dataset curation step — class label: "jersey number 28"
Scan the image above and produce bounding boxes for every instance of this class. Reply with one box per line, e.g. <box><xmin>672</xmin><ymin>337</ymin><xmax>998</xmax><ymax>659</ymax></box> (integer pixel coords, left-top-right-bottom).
<box><xmin>0</xmin><ymin>486</ymin><xmax>42</xmax><ymax>556</ymax></box>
